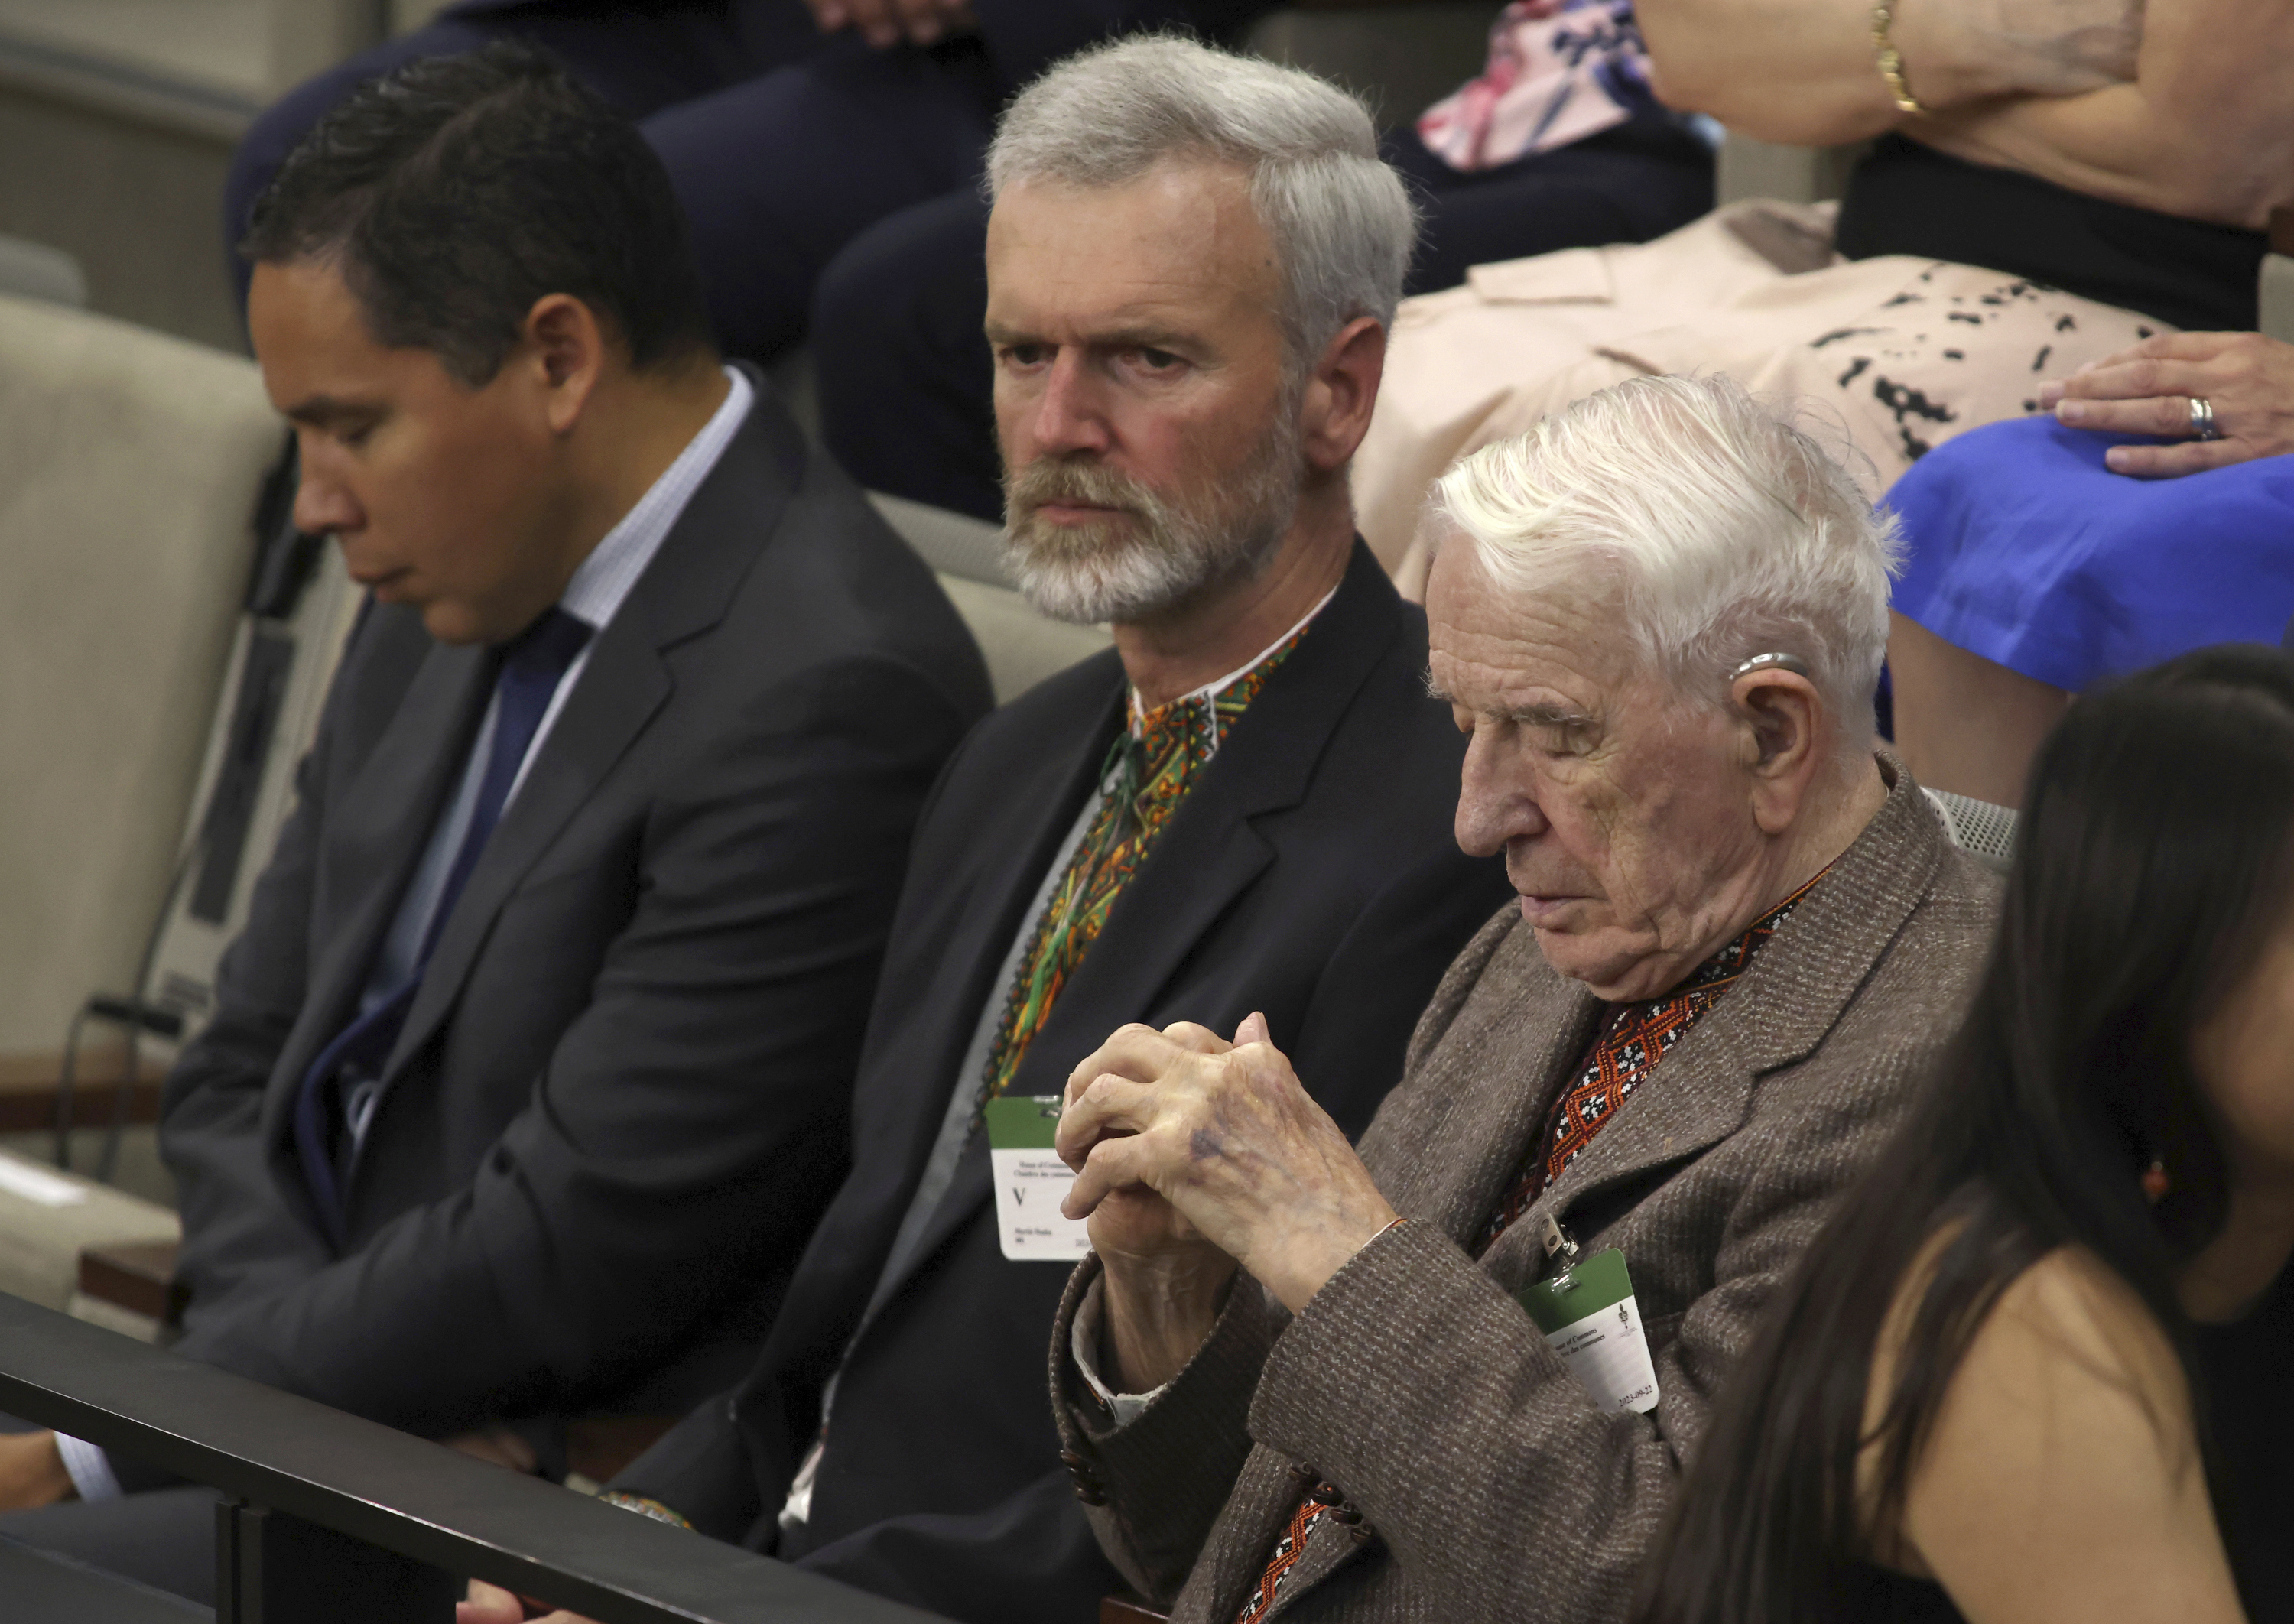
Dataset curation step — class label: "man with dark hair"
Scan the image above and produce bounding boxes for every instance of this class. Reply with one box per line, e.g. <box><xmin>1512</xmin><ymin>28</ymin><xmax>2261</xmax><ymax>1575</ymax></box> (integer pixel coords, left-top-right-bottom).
<box><xmin>0</xmin><ymin>41</ymin><xmax>991</xmax><ymax>1601</ymax></box>
<box><xmin>239</xmin><ymin>37</ymin><xmax>720</xmax><ymax>389</ymax></box>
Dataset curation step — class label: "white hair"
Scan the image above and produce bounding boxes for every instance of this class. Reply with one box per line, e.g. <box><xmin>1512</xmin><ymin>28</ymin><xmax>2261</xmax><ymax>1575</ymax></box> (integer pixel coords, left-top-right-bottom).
<box><xmin>1430</xmin><ymin>374</ymin><xmax>1904</xmax><ymax>734</ymax></box>
<box><xmin>986</xmin><ymin>35</ymin><xmax>1415</xmax><ymax>369</ymax></box>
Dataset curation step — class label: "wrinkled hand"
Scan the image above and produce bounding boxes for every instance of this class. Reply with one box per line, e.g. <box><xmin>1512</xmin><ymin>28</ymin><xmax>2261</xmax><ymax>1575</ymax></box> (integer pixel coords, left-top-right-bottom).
<box><xmin>0</xmin><ymin>1431</ymin><xmax>73</xmax><ymax>1512</ymax></box>
<box><xmin>1058</xmin><ymin>1015</ymin><xmax>1396</xmax><ymax>1315</ymax></box>
<box><xmin>460</xmin><ymin>1579</ymin><xmax>590</xmax><ymax>1624</ymax></box>
<box><xmin>801</xmin><ymin>0</ymin><xmax>977</xmax><ymax>49</ymax></box>
<box><xmin>445</xmin><ymin>1426</ymin><xmax>539</xmax><ymax>1476</ymax></box>
<box><xmin>2039</xmin><ymin>332</ymin><xmax>2294</xmax><ymax>476</ymax></box>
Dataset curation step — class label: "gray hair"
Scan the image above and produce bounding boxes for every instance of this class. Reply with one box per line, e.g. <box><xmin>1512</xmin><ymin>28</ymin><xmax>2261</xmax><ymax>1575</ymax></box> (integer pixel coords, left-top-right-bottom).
<box><xmin>1431</xmin><ymin>374</ymin><xmax>1904</xmax><ymax>734</ymax></box>
<box><xmin>986</xmin><ymin>35</ymin><xmax>1415</xmax><ymax>371</ymax></box>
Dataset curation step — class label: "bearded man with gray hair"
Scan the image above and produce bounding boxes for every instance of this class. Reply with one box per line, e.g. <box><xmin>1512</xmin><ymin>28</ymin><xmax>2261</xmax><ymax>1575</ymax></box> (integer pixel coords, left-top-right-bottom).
<box><xmin>1042</xmin><ymin>372</ymin><xmax>2003</xmax><ymax>1623</ymax></box>
<box><xmin>481</xmin><ymin>37</ymin><xmax>1512</xmax><ymax>1624</ymax></box>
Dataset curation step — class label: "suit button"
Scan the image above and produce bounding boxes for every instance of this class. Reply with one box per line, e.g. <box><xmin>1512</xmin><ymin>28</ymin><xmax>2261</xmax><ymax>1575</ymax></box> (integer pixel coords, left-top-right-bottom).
<box><xmin>1061</xmin><ymin>1449</ymin><xmax>1106</xmax><ymax>1504</ymax></box>
<box><xmin>1307</xmin><ymin>1481</ymin><xmax>1343</xmax><ymax>1505</ymax></box>
<box><xmin>1348</xmin><ymin>1525</ymin><xmax>1374</xmax><ymax>1546</ymax></box>
<box><xmin>1285</xmin><ymin>1463</ymin><xmax>1317</xmax><ymax>1486</ymax></box>
<box><xmin>1330</xmin><ymin>1507</ymin><xmax>1361</xmax><ymax>1526</ymax></box>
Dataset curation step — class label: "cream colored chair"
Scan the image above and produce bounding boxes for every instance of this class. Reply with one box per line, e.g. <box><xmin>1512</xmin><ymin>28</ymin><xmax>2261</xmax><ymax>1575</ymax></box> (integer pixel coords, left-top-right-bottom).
<box><xmin>0</xmin><ymin>295</ymin><xmax>269</xmax><ymax>1306</ymax></box>
<box><xmin>2260</xmin><ymin>211</ymin><xmax>2292</xmax><ymax>343</ymax></box>
<box><xmin>867</xmin><ymin>492</ymin><xmax>1112</xmax><ymax>703</ymax></box>
<box><xmin>0</xmin><ymin>234</ymin><xmax>85</xmax><ymax>309</ymax></box>
<box><xmin>0</xmin><ymin>1148</ymin><xmax>177</xmax><ymax>1324</ymax></box>
<box><xmin>141</xmin><ymin>536</ymin><xmax>362</xmax><ymax>1044</ymax></box>
<box><xmin>0</xmin><ymin>294</ymin><xmax>280</xmax><ymax>1070</ymax></box>
<box><xmin>1714</xmin><ymin>134</ymin><xmax>1867</xmax><ymax>209</ymax></box>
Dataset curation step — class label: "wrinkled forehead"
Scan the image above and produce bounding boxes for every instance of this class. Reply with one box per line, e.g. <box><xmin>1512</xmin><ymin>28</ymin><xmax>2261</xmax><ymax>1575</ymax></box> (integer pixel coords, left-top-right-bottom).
<box><xmin>1424</xmin><ymin>538</ymin><xmax>1656</xmax><ymax>722</ymax></box>
<box><xmin>983</xmin><ymin>161</ymin><xmax>1282</xmax><ymax>333</ymax></box>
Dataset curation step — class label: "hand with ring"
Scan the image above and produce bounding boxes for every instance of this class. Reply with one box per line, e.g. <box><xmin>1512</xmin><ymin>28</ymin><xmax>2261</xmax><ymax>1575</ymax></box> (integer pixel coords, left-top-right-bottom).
<box><xmin>2037</xmin><ymin>331</ymin><xmax>2294</xmax><ymax>477</ymax></box>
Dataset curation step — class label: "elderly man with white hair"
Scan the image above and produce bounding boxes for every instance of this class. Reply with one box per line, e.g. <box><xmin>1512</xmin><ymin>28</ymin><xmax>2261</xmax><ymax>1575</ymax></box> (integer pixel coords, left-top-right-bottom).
<box><xmin>463</xmin><ymin>33</ymin><xmax>1512</xmax><ymax>1624</ymax></box>
<box><xmin>1046</xmin><ymin>372</ymin><xmax>2004</xmax><ymax>1624</ymax></box>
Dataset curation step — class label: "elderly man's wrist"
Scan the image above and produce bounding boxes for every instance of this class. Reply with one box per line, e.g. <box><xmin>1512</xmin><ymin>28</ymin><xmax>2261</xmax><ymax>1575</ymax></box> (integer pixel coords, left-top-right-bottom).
<box><xmin>1101</xmin><ymin>1248</ymin><xmax>1239</xmax><ymax>1392</ymax></box>
<box><xmin>1245</xmin><ymin>1200</ymin><xmax>1402</xmax><ymax>1314</ymax></box>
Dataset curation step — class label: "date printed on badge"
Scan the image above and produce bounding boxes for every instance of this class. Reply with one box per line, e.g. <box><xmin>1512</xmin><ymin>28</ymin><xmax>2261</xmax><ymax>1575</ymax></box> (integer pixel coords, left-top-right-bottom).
<box><xmin>1517</xmin><ymin>1248</ymin><xmax>1661</xmax><ymax>1415</ymax></box>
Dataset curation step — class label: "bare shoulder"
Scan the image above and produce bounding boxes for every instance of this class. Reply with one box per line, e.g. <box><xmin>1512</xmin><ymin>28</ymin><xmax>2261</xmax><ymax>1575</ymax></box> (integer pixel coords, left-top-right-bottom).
<box><xmin>1976</xmin><ymin>1247</ymin><xmax>2186</xmax><ymax>1405</ymax></box>
<box><xmin>1870</xmin><ymin>1244</ymin><xmax>2247</xmax><ymax>1623</ymax></box>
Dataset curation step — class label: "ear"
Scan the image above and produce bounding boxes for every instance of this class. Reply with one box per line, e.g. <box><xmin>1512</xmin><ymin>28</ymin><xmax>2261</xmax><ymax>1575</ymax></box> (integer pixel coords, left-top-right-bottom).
<box><xmin>519</xmin><ymin>293</ymin><xmax>610</xmax><ymax>436</ymax></box>
<box><xmin>1731</xmin><ymin>669</ymin><xmax>1828</xmax><ymax>836</ymax></box>
<box><xmin>1299</xmin><ymin>316</ymin><xmax>1386</xmax><ymax>476</ymax></box>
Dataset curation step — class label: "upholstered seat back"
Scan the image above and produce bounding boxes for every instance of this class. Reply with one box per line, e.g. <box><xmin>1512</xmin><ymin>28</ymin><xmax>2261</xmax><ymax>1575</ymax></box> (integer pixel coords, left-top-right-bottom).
<box><xmin>0</xmin><ymin>293</ymin><xmax>279</xmax><ymax>1052</ymax></box>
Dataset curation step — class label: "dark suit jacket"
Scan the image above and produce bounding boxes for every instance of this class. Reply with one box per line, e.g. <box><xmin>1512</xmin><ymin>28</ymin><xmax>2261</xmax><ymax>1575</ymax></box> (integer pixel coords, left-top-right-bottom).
<box><xmin>154</xmin><ymin>375</ymin><xmax>993</xmax><ymax>1463</ymax></box>
<box><xmin>1051</xmin><ymin>761</ymin><xmax>2003</xmax><ymax>1623</ymax></box>
<box><xmin>615</xmin><ymin>541</ymin><xmax>1513</xmax><ymax>1624</ymax></box>
<box><xmin>442</xmin><ymin>0</ymin><xmax>1275</xmax><ymax>101</ymax></box>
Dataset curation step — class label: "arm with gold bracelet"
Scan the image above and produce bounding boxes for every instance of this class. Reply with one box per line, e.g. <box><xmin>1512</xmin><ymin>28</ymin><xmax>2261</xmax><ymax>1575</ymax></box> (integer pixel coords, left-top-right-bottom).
<box><xmin>1636</xmin><ymin>0</ymin><xmax>2141</xmax><ymax>146</ymax></box>
<box><xmin>1911</xmin><ymin>0</ymin><xmax>2294</xmax><ymax>229</ymax></box>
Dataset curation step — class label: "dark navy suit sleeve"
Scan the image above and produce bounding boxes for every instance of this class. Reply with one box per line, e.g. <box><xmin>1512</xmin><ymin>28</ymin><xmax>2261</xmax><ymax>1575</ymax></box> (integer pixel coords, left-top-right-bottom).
<box><xmin>970</xmin><ymin>0</ymin><xmax>1279</xmax><ymax>90</ymax></box>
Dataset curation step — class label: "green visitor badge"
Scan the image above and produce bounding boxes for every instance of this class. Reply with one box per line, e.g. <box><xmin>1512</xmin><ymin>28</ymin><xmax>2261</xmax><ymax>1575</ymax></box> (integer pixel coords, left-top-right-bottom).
<box><xmin>983</xmin><ymin>1096</ymin><xmax>1093</xmax><ymax>1262</ymax></box>
<box><xmin>1516</xmin><ymin>1247</ymin><xmax>1661</xmax><ymax>1415</ymax></box>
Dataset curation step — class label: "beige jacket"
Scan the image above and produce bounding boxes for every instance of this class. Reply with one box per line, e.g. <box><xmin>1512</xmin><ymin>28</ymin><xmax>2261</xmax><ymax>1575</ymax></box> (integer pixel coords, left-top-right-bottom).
<box><xmin>1049</xmin><ymin>761</ymin><xmax>2000</xmax><ymax>1623</ymax></box>
<box><xmin>1351</xmin><ymin>200</ymin><xmax>2162</xmax><ymax>588</ymax></box>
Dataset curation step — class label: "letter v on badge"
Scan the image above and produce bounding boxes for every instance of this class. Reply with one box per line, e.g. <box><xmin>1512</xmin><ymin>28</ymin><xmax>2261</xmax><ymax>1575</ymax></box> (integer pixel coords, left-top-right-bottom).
<box><xmin>1517</xmin><ymin>1246</ymin><xmax>1661</xmax><ymax>1415</ymax></box>
<box><xmin>984</xmin><ymin>1095</ymin><xmax>1095</xmax><ymax>1261</ymax></box>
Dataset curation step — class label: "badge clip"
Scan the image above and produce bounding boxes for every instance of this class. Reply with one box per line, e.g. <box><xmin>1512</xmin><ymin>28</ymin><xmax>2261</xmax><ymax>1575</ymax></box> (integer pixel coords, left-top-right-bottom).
<box><xmin>1537</xmin><ymin>1212</ymin><xmax>1583</xmax><ymax>1291</ymax></box>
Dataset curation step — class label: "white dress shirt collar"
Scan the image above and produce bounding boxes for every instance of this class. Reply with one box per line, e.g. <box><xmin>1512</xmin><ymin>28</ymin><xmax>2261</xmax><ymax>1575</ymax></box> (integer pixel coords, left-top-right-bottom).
<box><xmin>557</xmin><ymin>364</ymin><xmax>754</xmax><ymax>635</ymax></box>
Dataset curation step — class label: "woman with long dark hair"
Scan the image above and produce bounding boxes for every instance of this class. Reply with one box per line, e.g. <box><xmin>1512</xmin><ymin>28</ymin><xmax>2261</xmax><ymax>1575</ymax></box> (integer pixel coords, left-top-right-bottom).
<box><xmin>1635</xmin><ymin>643</ymin><xmax>2294</xmax><ymax>1624</ymax></box>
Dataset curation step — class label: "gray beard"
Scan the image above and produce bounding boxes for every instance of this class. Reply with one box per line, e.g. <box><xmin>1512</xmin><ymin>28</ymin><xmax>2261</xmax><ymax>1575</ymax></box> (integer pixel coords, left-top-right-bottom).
<box><xmin>999</xmin><ymin>412</ymin><xmax>1303</xmax><ymax>625</ymax></box>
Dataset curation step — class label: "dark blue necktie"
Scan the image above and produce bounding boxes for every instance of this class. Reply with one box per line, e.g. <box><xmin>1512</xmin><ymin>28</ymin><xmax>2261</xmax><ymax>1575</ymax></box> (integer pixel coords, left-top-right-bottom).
<box><xmin>294</xmin><ymin>607</ymin><xmax>593</xmax><ymax>1243</ymax></box>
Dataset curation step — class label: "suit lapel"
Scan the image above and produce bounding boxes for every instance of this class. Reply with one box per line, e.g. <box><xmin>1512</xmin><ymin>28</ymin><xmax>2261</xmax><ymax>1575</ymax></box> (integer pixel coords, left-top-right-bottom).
<box><xmin>1019</xmin><ymin>540</ymin><xmax>1402</xmax><ymax>1093</ymax></box>
<box><xmin>387</xmin><ymin>638</ymin><xmax>674</xmax><ymax>1070</ymax></box>
<box><xmin>1407</xmin><ymin>966</ymin><xmax>1601</xmax><ymax>1252</ymax></box>
<box><xmin>882</xmin><ymin>544</ymin><xmax>1406</xmax><ymax>1291</ymax></box>
<box><xmin>375</xmin><ymin>373</ymin><xmax>810</xmax><ymax>1086</ymax></box>
<box><xmin>851</xmin><ymin>672</ymin><xmax>1126</xmax><ymax>1266</ymax></box>
<box><xmin>912</xmin><ymin>674</ymin><xmax>1128</xmax><ymax>1125</ymax></box>
<box><xmin>264</xmin><ymin>638</ymin><xmax>489</xmax><ymax>1142</ymax></box>
<box><xmin>1509</xmin><ymin>759</ymin><xmax>1945</xmax><ymax>1249</ymax></box>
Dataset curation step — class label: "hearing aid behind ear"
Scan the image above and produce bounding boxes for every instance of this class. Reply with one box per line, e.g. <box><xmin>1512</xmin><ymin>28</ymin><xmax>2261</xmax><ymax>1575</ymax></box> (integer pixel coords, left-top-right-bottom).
<box><xmin>1728</xmin><ymin>652</ymin><xmax>1811</xmax><ymax>681</ymax></box>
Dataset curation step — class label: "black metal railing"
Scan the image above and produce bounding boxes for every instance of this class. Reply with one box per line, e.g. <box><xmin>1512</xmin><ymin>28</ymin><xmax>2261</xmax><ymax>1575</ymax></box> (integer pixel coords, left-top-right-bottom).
<box><xmin>0</xmin><ymin>1292</ymin><xmax>955</xmax><ymax>1624</ymax></box>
